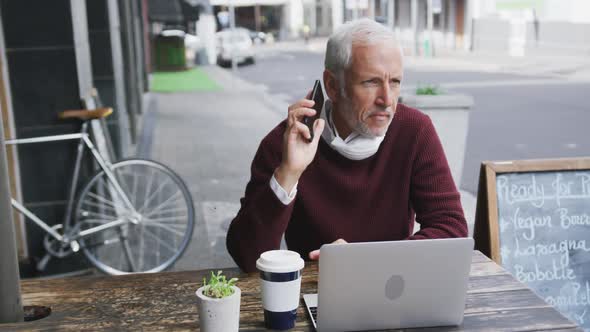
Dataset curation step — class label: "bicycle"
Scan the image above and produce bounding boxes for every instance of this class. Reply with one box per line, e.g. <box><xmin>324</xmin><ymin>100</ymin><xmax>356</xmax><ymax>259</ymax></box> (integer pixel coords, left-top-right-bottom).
<box><xmin>6</xmin><ymin>107</ymin><xmax>195</xmax><ymax>275</ymax></box>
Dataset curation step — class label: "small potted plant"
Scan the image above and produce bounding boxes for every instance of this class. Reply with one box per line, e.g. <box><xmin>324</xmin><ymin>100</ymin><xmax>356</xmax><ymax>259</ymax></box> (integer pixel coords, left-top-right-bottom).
<box><xmin>415</xmin><ymin>83</ymin><xmax>443</xmax><ymax>96</ymax></box>
<box><xmin>196</xmin><ymin>271</ymin><xmax>240</xmax><ymax>332</ymax></box>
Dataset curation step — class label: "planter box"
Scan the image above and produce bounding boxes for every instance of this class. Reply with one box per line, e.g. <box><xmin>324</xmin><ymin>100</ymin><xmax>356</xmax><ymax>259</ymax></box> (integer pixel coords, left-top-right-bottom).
<box><xmin>196</xmin><ymin>286</ymin><xmax>241</xmax><ymax>332</ymax></box>
<box><xmin>400</xmin><ymin>94</ymin><xmax>474</xmax><ymax>187</ymax></box>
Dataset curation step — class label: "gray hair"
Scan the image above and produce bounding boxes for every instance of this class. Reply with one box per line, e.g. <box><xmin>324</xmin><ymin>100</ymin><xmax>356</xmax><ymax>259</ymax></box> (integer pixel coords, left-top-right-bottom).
<box><xmin>325</xmin><ymin>18</ymin><xmax>402</xmax><ymax>78</ymax></box>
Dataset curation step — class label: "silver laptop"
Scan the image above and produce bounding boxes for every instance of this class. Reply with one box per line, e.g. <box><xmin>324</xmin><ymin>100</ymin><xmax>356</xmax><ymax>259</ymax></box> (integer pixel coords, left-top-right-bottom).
<box><xmin>303</xmin><ymin>238</ymin><xmax>474</xmax><ymax>332</ymax></box>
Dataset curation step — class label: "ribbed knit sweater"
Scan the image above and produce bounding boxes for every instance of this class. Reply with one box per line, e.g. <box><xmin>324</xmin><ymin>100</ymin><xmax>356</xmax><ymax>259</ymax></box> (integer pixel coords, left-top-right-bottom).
<box><xmin>226</xmin><ymin>103</ymin><xmax>468</xmax><ymax>272</ymax></box>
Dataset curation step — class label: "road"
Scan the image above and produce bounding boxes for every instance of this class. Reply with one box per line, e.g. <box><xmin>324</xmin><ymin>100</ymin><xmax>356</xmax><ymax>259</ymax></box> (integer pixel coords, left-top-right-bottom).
<box><xmin>231</xmin><ymin>41</ymin><xmax>590</xmax><ymax>195</ymax></box>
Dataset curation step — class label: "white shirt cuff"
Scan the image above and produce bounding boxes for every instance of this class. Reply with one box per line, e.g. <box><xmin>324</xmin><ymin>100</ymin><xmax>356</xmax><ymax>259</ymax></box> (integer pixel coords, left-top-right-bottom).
<box><xmin>270</xmin><ymin>174</ymin><xmax>298</xmax><ymax>205</ymax></box>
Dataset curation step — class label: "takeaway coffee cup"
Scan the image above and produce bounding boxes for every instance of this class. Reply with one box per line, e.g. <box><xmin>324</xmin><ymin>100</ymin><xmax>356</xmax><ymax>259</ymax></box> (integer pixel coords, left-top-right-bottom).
<box><xmin>256</xmin><ymin>250</ymin><xmax>305</xmax><ymax>330</ymax></box>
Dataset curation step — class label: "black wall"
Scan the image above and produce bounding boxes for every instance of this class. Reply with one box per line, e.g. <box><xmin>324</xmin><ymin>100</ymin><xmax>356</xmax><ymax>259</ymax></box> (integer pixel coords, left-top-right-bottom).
<box><xmin>0</xmin><ymin>0</ymin><xmax>94</xmax><ymax>275</ymax></box>
<box><xmin>1</xmin><ymin>0</ymin><xmax>148</xmax><ymax>277</ymax></box>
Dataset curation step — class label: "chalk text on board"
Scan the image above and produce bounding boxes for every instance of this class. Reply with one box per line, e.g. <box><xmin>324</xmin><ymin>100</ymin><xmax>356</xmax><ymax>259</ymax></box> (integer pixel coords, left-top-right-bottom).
<box><xmin>579</xmin><ymin>173</ymin><xmax>590</xmax><ymax>196</ymax></box>
<box><xmin>510</xmin><ymin>207</ymin><xmax>552</xmax><ymax>240</ymax></box>
<box><xmin>552</xmin><ymin>173</ymin><xmax>574</xmax><ymax>207</ymax></box>
<box><xmin>545</xmin><ymin>281</ymin><xmax>590</xmax><ymax>308</ymax></box>
<box><xmin>497</xmin><ymin>175</ymin><xmax>546</xmax><ymax>207</ymax></box>
<box><xmin>497</xmin><ymin>173</ymin><xmax>590</xmax><ymax>208</ymax></box>
<box><xmin>513</xmin><ymin>237</ymin><xmax>590</xmax><ymax>266</ymax></box>
<box><xmin>557</xmin><ymin>208</ymin><xmax>590</xmax><ymax>229</ymax></box>
<box><xmin>514</xmin><ymin>259</ymin><xmax>576</xmax><ymax>283</ymax></box>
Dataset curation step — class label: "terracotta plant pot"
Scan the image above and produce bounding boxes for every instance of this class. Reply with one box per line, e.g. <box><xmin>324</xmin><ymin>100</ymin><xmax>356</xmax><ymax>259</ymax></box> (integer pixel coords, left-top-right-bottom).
<box><xmin>196</xmin><ymin>285</ymin><xmax>241</xmax><ymax>332</ymax></box>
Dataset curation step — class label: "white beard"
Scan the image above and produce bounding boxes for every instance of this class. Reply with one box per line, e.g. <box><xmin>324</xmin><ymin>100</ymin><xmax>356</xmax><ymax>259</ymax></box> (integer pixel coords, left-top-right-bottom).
<box><xmin>320</xmin><ymin>100</ymin><xmax>389</xmax><ymax>160</ymax></box>
<box><xmin>336</xmin><ymin>88</ymin><xmax>394</xmax><ymax>138</ymax></box>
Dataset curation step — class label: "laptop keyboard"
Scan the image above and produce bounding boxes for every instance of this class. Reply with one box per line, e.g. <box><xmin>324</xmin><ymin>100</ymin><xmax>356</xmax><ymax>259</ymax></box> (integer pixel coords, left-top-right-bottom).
<box><xmin>310</xmin><ymin>306</ymin><xmax>318</xmax><ymax>321</ymax></box>
<box><xmin>303</xmin><ymin>294</ymin><xmax>319</xmax><ymax>328</ymax></box>
<box><xmin>308</xmin><ymin>306</ymin><xmax>318</xmax><ymax>327</ymax></box>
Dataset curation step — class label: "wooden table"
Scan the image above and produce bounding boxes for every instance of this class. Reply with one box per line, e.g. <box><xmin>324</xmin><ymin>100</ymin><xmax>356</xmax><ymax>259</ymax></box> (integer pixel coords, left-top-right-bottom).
<box><xmin>1</xmin><ymin>251</ymin><xmax>582</xmax><ymax>331</ymax></box>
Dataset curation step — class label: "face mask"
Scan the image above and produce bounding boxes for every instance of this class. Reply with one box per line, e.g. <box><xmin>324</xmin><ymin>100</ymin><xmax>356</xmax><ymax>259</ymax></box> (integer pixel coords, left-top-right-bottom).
<box><xmin>320</xmin><ymin>101</ymin><xmax>386</xmax><ymax>160</ymax></box>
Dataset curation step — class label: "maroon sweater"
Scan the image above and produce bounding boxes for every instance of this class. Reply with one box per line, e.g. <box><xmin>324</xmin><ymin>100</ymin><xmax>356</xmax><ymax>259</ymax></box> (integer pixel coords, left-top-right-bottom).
<box><xmin>226</xmin><ymin>103</ymin><xmax>467</xmax><ymax>272</ymax></box>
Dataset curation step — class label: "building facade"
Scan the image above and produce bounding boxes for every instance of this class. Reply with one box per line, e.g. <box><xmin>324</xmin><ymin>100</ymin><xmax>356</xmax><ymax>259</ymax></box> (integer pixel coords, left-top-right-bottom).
<box><xmin>204</xmin><ymin>0</ymin><xmax>470</xmax><ymax>54</ymax></box>
<box><xmin>326</xmin><ymin>0</ymin><xmax>469</xmax><ymax>55</ymax></box>
<box><xmin>210</xmin><ymin>0</ymin><xmax>304</xmax><ymax>39</ymax></box>
<box><xmin>469</xmin><ymin>0</ymin><xmax>590</xmax><ymax>56</ymax></box>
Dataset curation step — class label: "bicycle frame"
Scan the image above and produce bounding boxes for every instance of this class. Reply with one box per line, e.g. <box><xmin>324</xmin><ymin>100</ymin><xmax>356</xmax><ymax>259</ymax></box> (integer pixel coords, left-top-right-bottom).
<box><xmin>5</xmin><ymin>121</ymin><xmax>137</xmax><ymax>245</ymax></box>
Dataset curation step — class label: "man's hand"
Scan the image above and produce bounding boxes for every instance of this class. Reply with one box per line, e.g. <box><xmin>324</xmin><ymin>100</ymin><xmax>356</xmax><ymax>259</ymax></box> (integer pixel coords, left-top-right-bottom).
<box><xmin>274</xmin><ymin>93</ymin><xmax>325</xmax><ymax>193</ymax></box>
<box><xmin>308</xmin><ymin>238</ymin><xmax>347</xmax><ymax>261</ymax></box>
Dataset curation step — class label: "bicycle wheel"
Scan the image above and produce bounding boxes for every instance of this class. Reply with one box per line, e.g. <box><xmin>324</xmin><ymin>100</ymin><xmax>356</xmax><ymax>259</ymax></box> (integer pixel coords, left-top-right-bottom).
<box><xmin>75</xmin><ymin>159</ymin><xmax>195</xmax><ymax>275</ymax></box>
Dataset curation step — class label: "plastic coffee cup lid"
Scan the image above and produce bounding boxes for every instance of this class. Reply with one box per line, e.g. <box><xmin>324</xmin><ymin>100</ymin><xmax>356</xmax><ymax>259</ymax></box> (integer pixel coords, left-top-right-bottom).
<box><xmin>256</xmin><ymin>250</ymin><xmax>304</xmax><ymax>273</ymax></box>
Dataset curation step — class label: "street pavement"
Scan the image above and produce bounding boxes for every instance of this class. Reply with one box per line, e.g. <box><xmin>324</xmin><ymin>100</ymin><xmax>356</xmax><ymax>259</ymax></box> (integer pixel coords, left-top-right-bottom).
<box><xmin>146</xmin><ymin>39</ymin><xmax>590</xmax><ymax>272</ymax></box>
<box><xmin>270</xmin><ymin>37</ymin><xmax>590</xmax><ymax>81</ymax></box>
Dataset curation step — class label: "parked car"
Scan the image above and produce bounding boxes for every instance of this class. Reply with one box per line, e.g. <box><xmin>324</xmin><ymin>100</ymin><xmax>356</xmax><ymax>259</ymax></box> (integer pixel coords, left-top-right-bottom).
<box><xmin>215</xmin><ymin>28</ymin><xmax>255</xmax><ymax>67</ymax></box>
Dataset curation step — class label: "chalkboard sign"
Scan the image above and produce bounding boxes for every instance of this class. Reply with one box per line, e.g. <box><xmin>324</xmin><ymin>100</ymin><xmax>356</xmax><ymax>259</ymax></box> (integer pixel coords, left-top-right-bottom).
<box><xmin>474</xmin><ymin>158</ymin><xmax>590</xmax><ymax>331</ymax></box>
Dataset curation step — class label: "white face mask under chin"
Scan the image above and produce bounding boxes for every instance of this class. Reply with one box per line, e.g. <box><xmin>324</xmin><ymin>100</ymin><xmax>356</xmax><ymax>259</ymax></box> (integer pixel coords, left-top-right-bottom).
<box><xmin>320</xmin><ymin>101</ymin><xmax>387</xmax><ymax>160</ymax></box>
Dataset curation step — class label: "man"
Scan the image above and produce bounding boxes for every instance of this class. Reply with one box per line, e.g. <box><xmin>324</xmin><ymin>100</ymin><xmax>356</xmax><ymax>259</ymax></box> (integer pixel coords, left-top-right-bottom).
<box><xmin>227</xmin><ymin>19</ymin><xmax>467</xmax><ymax>272</ymax></box>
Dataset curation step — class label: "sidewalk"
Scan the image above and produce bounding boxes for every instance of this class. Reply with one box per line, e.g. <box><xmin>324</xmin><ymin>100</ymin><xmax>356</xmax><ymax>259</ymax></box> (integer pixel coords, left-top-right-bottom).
<box><xmin>146</xmin><ymin>66</ymin><xmax>284</xmax><ymax>271</ymax></box>
<box><xmin>145</xmin><ymin>65</ymin><xmax>477</xmax><ymax>272</ymax></box>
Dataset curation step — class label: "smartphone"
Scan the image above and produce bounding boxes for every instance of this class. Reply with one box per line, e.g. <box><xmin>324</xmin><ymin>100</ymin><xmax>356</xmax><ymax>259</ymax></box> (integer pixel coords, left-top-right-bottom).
<box><xmin>303</xmin><ymin>80</ymin><xmax>324</xmax><ymax>142</ymax></box>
